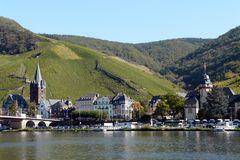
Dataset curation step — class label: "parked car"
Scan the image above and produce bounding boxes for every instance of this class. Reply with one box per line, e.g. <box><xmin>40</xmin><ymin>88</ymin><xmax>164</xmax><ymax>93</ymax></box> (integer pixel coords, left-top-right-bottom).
<box><xmin>216</xmin><ymin>119</ymin><xmax>223</xmax><ymax>123</ymax></box>
<box><xmin>201</xmin><ymin>119</ymin><xmax>208</xmax><ymax>128</ymax></box>
<box><xmin>194</xmin><ymin>119</ymin><xmax>201</xmax><ymax>127</ymax></box>
<box><xmin>202</xmin><ymin>119</ymin><xmax>208</xmax><ymax>124</ymax></box>
<box><xmin>178</xmin><ymin>120</ymin><xmax>184</xmax><ymax>127</ymax></box>
<box><xmin>207</xmin><ymin>119</ymin><xmax>215</xmax><ymax>128</ymax></box>
<box><xmin>224</xmin><ymin>119</ymin><xmax>230</xmax><ymax>122</ymax></box>
<box><xmin>233</xmin><ymin>119</ymin><xmax>240</xmax><ymax>127</ymax></box>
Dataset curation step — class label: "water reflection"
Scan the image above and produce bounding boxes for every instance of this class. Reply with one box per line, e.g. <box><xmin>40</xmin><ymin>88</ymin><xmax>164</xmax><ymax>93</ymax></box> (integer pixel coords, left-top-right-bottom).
<box><xmin>0</xmin><ymin>131</ymin><xmax>239</xmax><ymax>160</ymax></box>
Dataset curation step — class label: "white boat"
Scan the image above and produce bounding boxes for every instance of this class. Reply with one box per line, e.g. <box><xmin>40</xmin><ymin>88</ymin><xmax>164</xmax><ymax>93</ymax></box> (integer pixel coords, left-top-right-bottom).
<box><xmin>99</xmin><ymin>126</ymin><xmax>123</xmax><ymax>131</ymax></box>
<box><xmin>213</xmin><ymin>121</ymin><xmax>237</xmax><ymax>132</ymax></box>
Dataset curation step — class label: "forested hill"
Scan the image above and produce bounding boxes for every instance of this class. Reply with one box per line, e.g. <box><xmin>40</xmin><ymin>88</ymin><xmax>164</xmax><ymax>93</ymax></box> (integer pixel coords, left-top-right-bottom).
<box><xmin>42</xmin><ymin>34</ymin><xmax>209</xmax><ymax>73</ymax></box>
<box><xmin>0</xmin><ymin>16</ymin><xmax>46</xmax><ymax>54</ymax></box>
<box><xmin>170</xmin><ymin>26</ymin><xmax>240</xmax><ymax>90</ymax></box>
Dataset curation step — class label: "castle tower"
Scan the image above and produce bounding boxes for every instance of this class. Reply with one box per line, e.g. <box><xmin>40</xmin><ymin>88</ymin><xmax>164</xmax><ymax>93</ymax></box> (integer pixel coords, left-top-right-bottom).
<box><xmin>199</xmin><ymin>63</ymin><xmax>213</xmax><ymax>107</ymax></box>
<box><xmin>30</xmin><ymin>63</ymin><xmax>46</xmax><ymax>104</ymax></box>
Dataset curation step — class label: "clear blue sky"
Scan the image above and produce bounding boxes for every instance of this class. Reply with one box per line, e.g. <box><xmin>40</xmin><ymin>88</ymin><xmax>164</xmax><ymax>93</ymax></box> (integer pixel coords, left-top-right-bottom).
<box><xmin>1</xmin><ymin>0</ymin><xmax>240</xmax><ymax>43</ymax></box>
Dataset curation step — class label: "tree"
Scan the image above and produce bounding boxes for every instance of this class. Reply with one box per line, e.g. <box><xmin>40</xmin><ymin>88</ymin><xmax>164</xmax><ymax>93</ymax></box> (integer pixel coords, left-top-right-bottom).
<box><xmin>71</xmin><ymin>110</ymin><xmax>108</xmax><ymax>120</ymax></box>
<box><xmin>154</xmin><ymin>100</ymin><xmax>170</xmax><ymax>119</ymax></box>
<box><xmin>27</xmin><ymin>102</ymin><xmax>38</xmax><ymax>117</ymax></box>
<box><xmin>153</xmin><ymin>94</ymin><xmax>184</xmax><ymax>119</ymax></box>
<box><xmin>197</xmin><ymin>109</ymin><xmax>207</xmax><ymax>120</ymax></box>
<box><xmin>139</xmin><ymin>100</ymin><xmax>149</xmax><ymax>112</ymax></box>
<box><xmin>131</xmin><ymin>102</ymin><xmax>145</xmax><ymax>120</ymax></box>
<box><xmin>9</xmin><ymin>100</ymin><xmax>19</xmax><ymax>116</ymax></box>
<box><xmin>204</xmin><ymin>87</ymin><xmax>229</xmax><ymax>119</ymax></box>
<box><xmin>165</xmin><ymin>94</ymin><xmax>184</xmax><ymax>118</ymax></box>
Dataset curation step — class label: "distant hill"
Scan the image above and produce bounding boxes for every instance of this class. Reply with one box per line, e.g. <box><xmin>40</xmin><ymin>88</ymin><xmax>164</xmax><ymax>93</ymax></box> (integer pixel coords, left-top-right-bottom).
<box><xmin>0</xmin><ymin>16</ymin><xmax>46</xmax><ymax>54</ymax></box>
<box><xmin>0</xmin><ymin>17</ymin><xmax>182</xmax><ymax>102</ymax></box>
<box><xmin>42</xmin><ymin>34</ymin><xmax>209</xmax><ymax>74</ymax></box>
<box><xmin>170</xmin><ymin>26</ymin><xmax>240</xmax><ymax>90</ymax></box>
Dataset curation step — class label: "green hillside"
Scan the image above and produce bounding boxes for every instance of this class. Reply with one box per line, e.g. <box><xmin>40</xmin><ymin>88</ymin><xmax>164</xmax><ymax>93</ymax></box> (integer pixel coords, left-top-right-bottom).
<box><xmin>169</xmin><ymin>26</ymin><xmax>240</xmax><ymax>90</ymax></box>
<box><xmin>42</xmin><ymin>34</ymin><xmax>208</xmax><ymax>74</ymax></box>
<box><xmin>42</xmin><ymin>34</ymin><xmax>160</xmax><ymax>71</ymax></box>
<box><xmin>215</xmin><ymin>76</ymin><xmax>240</xmax><ymax>93</ymax></box>
<box><xmin>0</xmin><ymin>16</ymin><xmax>183</xmax><ymax>103</ymax></box>
<box><xmin>0</xmin><ymin>41</ymin><xmax>181</xmax><ymax>103</ymax></box>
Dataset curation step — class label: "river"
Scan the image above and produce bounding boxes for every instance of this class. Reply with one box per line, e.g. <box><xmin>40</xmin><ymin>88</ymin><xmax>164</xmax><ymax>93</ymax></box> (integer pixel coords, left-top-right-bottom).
<box><xmin>0</xmin><ymin>131</ymin><xmax>239</xmax><ymax>160</ymax></box>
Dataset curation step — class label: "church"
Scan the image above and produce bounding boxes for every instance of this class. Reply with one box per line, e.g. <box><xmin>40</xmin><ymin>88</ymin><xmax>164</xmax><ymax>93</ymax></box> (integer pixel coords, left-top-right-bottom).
<box><xmin>30</xmin><ymin>63</ymin><xmax>47</xmax><ymax>105</ymax></box>
<box><xmin>184</xmin><ymin>64</ymin><xmax>240</xmax><ymax>120</ymax></box>
<box><xmin>184</xmin><ymin>68</ymin><xmax>213</xmax><ymax>120</ymax></box>
<box><xmin>30</xmin><ymin>63</ymin><xmax>49</xmax><ymax>118</ymax></box>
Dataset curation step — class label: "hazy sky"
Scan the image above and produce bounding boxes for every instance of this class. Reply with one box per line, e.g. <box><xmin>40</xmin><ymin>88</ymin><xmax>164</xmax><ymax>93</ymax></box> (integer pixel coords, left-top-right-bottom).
<box><xmin>1</xmin><ymin>0</ymin><xmax>240</xmax><ymax>43</ymax></box>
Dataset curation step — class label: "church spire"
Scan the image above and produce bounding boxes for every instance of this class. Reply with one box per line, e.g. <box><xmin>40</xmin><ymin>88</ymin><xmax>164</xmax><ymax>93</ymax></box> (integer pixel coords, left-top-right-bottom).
<box><xmin>34</xmin><ymin>63</ymin><xmax>43</xmax><ymax>84</ymax></box>
<box><xmin>203</xmin><ymin>62</ymin><xmax>207</xmax><ymax>74</ymax></box>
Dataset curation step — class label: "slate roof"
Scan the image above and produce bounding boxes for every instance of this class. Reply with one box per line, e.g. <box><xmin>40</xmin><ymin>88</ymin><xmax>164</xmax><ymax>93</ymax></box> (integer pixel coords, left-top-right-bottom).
<box><xmin>51</xmin><ymin>101</ymin><xmax>69</xmax><ymax>110</ymax></box>
<box><xmin>112</xmin><ymin>93</ymin><xmax>132</xmax><ymax>104</ymax></box>
<box><xmin>48</xmin><ymin>99</ymin><xmax>62</xmax><ymax>106</ymax></box>
<box><xmin>3</xmin><ymin>94</ymin><xmax>27</xmax><ymax>109</ymax></box>
<box><xmin>34</xmin><ymin>64</ymin><xmax>42</xmax><ymax>83</ymax></box>
<box><xmin>149</xmin><ymin>95</ymin><xmax>161</xmax><ymax>105</ymax></box>
<box><xmin>185</xmin><ymin>90</ymin><xmax>199</xmax><ymax>100</ymax></box>
<box><xmin>77</xmin><ymin>93</ymin><xmax>99</xmax><ymax>101</ymax></box>
<box><xmin>221</xmin><ymin>87</ymin><xmax>236</xmax><ymax>100</ymax></box>
<box><xmin>185</xmin><ymin>97</ymin><xmax>199</xmax><ymax>106</ymax></box>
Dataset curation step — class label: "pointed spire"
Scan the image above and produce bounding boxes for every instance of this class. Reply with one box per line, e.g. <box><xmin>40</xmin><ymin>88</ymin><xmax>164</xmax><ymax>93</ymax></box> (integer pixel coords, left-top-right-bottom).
<box><xmin>203</xmin><ymin>62</ymin><xmax>207</xmax><ymax>74</ymax></box>
<box><xmin>34</xmin><ymin>63</ymin><xmax>43</xmax><ymax>83</ymax></box>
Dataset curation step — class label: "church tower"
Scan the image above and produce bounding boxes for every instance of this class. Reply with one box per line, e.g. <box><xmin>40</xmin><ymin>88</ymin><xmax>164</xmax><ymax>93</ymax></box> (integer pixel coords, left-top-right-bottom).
<box><xmin>30</xmin><ymin>63</ymin><xmax>46</xmax><ymax>104</ymax></box>
<box><xmin>199</xmin><ymin>63</ymin><xmax>213</xmax><ymax>107</ymax></box>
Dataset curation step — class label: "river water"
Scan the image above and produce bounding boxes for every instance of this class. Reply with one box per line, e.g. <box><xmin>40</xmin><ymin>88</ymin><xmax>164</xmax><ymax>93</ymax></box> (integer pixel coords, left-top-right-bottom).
<box><xmin>0</xmin><ymin>131</ymin><xmax>239</xmax><ymax>160</ymax></box>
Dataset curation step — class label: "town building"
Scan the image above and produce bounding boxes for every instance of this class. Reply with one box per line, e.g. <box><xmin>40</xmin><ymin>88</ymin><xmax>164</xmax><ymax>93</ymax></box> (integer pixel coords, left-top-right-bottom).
<box><xmin>75</xmin><ymin>93</ymin><xmax>134</xmax><ymax>120</ymax></box>
<box><xmin>75</xmin><ymin>93</ymin><xmax>99</xmax><ymax>111</ymax></box>
<box><xmin>184</xmin><ymin>91</ymin><xmax>200</xmax><ymax>120</ymax></box>
<box><xmin>50</xmin><ymin>100</ymin><xmax>74</xmax><ymax>119</ymax></box>
<box><xmin>93</xmin><ymin>96</ymin><xmax>114</xmax><ymax>119</ymax></box>
<box><xmin>148</xmin><ymin>95</ymin><xmax>161</xmax><ymax>114</ymax></box>
<box><xmin>2</xmin><ymin>94</ymin><xmax>27</xmax><ymax>115</ymax></box>
<box><xmin>112</xmin><ymin>93</ymin><xmax>133</xmax><ymax>120</ymax></box>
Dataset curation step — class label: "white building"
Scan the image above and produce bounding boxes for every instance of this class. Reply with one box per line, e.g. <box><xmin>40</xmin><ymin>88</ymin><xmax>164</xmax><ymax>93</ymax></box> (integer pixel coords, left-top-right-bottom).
<box><xmin>112</xmin><ymin>93</ymin><xmax>133</xmax><ymax>120</ymax></box>
<box><xmin>184</xmin><ymin>96</ymin><xmax>199</xmax><ymax>120</ymax></box>
<box><xmin>75</xmin><ymin>93</ymin><xmax>99</xmax><ymax>111</ymax></box>
<box><xmin>75</xmin><ymin>93</ymin><xmax>133</xmax><ymax>120</ymax></box>
<box><xmin>93</xmin><ymin>96</ymin><xmax>113</xmax><ymax>119</ymax></box>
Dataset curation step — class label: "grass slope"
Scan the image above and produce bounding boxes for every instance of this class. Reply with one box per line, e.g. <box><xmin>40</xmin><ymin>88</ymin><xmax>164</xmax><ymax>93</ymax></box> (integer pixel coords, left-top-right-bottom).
<box><xmin>0</xmin><ymin>41</ymin><xmax>181</xmax><ymax>103</ymax></box>
<box><xmin>42</xmin><ymin>34</ymin><xmax>208</xmax><ymax>73</ymax></box>
<box><xmin>215</xmin><ymin>76</ymin><xmax>240</xmax><ymax>93</ymax></box>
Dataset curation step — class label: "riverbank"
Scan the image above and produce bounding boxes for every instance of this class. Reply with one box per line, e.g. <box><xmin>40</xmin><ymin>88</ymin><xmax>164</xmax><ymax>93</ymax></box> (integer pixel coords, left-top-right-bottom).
<box><xmin>2</xmin><ymin>127</ymin><xmax>240</xmax><ymax>132</ymax></box>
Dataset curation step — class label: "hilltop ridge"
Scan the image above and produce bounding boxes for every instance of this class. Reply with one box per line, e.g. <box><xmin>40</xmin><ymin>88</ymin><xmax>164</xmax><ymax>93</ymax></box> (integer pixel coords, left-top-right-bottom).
<box><xmin>0</xmin><ymin>16</ymin><xmax>46</xmax><ymax>54</ymax></box>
